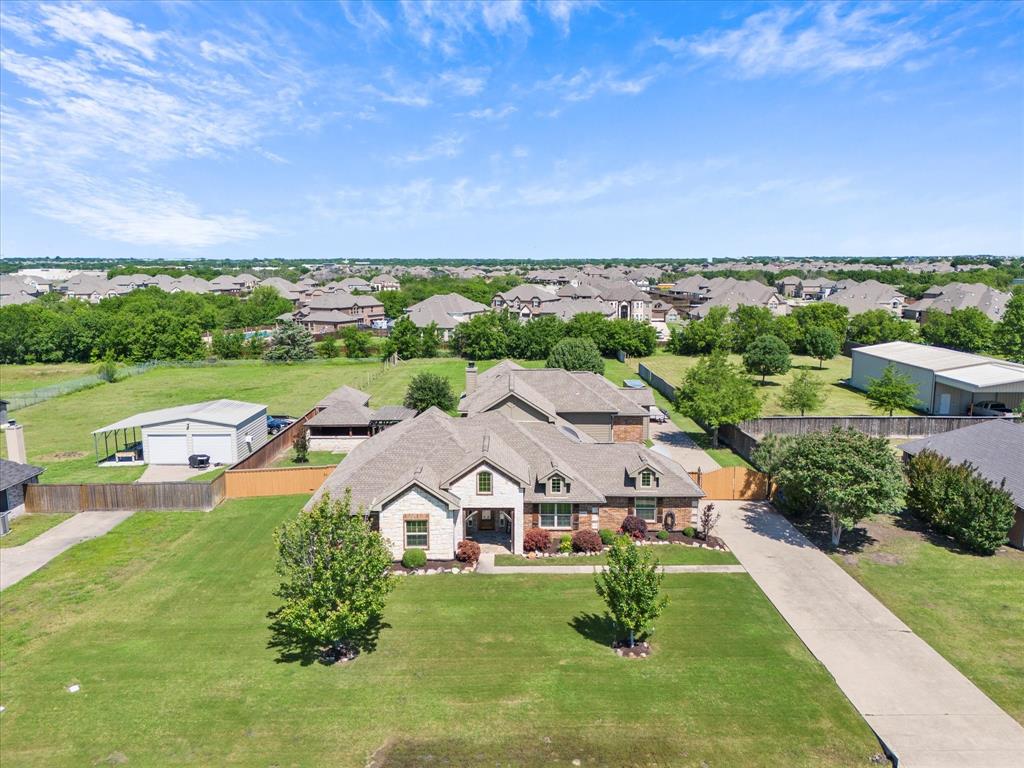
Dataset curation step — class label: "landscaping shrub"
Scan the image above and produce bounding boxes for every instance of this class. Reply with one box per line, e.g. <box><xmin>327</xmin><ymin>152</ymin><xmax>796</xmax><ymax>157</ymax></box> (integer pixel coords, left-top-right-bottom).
<box><xmin>402</xmin><ymin>549</ymin><xmax>427</xmax><ymax>569</ymax></box>
<box><xmin>682</xmin><ymin>526</ymin><xmax>696</xmax><ymax>538</ymax></box>
<box><xmin>523</xmin><ymin>528</ymin><xmax>551</xmax><ymax>552</ymax></box>
<box><xmin>455</xmin><ymin>539</ymin><xmax>481</xmax><ymax>563</ymax></box>
<box><xmin>559</xmin><ymin>534</ymin><xmax>573</xmax><ymax>553</ymax></box>
<box><xmin>598</xmin><ymin>528</ymin><xmax>616</xmax><ymax>545</ymax></box>
<box><xmin>572</xmin><ymin>529</ymin><xmax>603</xmax><ymax>553</ymax></box>
<box><xmin>619</xmin><ymin>514</ymin><xmax>647</xmax><ymax>540</ymax></box>
<box><xmin>656</xmin><ymin>529</ymin><xmax>670</xmax><ymax>541</ymax></box>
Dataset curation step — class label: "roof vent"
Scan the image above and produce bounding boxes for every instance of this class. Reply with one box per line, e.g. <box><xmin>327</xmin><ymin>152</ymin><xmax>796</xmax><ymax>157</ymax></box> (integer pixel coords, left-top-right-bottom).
<box><xmin>482</xmin><ymin>434</ymin><xmax>490</xmax><ymax>453</ymax></box>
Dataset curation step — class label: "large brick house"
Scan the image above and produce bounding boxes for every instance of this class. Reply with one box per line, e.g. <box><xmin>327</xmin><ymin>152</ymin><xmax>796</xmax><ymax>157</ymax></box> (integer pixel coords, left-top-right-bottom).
<box><xmin>310</xmin><ymin>407</ymin><xmax>703</xmax><ymax>559</ymax></box>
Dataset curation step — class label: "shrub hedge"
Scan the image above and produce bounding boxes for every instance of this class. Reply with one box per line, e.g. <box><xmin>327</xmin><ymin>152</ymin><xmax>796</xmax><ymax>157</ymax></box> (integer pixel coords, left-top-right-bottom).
<box><xmin>523</xmin><ymin>528</ymin><xmax>551</xmax><ymax>552</ymax></box>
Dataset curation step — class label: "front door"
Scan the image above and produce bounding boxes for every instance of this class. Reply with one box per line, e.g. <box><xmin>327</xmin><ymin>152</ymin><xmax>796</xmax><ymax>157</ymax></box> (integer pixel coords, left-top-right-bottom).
<box><xmin>938</xmin><ymin>392</ymin><xmax>951</xmax><ymax>415</ymax></box>
<box><xmin>478</xmin><ymin>509</ymin><xmax>495</xmax><ymax>531</ymax></box>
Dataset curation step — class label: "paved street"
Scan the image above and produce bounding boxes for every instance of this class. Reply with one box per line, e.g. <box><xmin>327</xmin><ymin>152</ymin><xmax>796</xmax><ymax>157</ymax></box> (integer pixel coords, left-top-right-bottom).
<box><xmin>715</xmin><ymin>500</ymin><xmax>1024</xmax><ymax>768</ymax></box>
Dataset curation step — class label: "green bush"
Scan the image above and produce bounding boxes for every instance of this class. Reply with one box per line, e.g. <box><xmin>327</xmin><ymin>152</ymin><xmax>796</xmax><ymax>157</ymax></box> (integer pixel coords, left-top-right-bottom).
<box><xmin>559</xmin><ymin>534</ymin><xmax>573</xmax><ymax>553</ymax></box>
<box><xmin>402</xmin><ymin>549</ymin><xmax>427</xmax><ymax>569</ymax></box>
<box><xmin>598</xmin><ymin>528</ymin><xmax>616</xmax><ymax>545</ymax></box>
<box><xmin>656</xmin><ymin>529</ymin><xmax>670</xmax><ymax>541</ymax></box>
<box><xmin>682</xmin><ymin>526</ymin><xmax>696</xmax><ymax>538</ymax></box>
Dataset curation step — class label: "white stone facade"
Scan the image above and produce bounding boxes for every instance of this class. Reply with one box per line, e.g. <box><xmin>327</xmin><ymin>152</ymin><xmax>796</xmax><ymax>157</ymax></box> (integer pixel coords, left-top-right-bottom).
<box><xmin>378</xmin><ymin>485</ymin><xmax>458</xmax><ymax>561</ymax></box>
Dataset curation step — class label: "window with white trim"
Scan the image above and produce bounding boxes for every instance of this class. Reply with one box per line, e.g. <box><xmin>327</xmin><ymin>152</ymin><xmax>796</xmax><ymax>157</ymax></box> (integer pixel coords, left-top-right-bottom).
<box><xmin>639</xmin><ymin>469</ymin><xmax>654</xmax><ymax>488</ymax></box>
<box><xmin>405</xmin><ymin>519</ymin><xmax>428</xmax><ymax>548</ymax></box>
<box><xmin>539</xmin><ymin>503</ymin><xmax>572</xmax><ymax>529</ymax></box>
<box><xmin>477</xmin><ymin>471</ymin><xmax>492</xmax><ymax>494</ymax></box>
<box><xmin>635</xmin><ymin>498</ymin><xmax>657</xmax><ymax>522</ymax></box>
<box><xmin>549</xmin><ymin>475</ymin><xmax>562</xmax><ymax>493</ymax></box>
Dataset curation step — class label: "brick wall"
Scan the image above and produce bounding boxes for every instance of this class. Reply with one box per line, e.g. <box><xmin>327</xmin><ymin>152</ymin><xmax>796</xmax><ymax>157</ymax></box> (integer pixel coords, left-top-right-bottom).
<box><xmin>612</xmin><ymin>416</ymin><xmax>645</xmax><ymax>443</ymax></box>
<box><xmin>524</xmin><ymin>496</ymin><xmax>700</xmax><ymax>536</ymax></box>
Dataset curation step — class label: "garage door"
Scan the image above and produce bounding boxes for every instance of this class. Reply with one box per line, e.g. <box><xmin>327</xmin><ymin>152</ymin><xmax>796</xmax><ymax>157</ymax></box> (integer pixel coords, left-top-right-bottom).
<box><xmin>147</xmin><ymin>434</ymin><xmax>190</xmax><ymax>465</ymax></box>
<box><xmin>191</xmin><ymin>434</ymin><xmax>234</xmax><ymax>465</ymax></box>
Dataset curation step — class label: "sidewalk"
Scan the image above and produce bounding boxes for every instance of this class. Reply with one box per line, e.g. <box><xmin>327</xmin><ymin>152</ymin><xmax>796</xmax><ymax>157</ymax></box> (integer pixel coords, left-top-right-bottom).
<box><xmin>715</xmin><ymin>500</ymin><xmax>1024</xmax><ymax>768</ymax></box>
<box><xmin>475</xmin><ymin>552</ymin><xmax>744</xmax><ymax>575</ymax></box>
<box><xmin>0</xmin><ymin>510</ymin><xmax>134</xmax><ymax>590</ymax></box>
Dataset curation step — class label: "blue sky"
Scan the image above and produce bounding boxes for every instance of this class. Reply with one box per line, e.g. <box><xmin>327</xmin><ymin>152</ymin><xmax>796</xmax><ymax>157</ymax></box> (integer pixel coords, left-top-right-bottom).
<box><xmin>1</xmin><ymin>1</ymin><xmax>1022</xmax><ymax>261</ymax></box>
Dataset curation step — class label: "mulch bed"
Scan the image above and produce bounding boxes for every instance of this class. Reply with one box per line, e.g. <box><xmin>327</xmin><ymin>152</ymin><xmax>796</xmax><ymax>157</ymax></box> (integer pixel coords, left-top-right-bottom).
<box><xmin>525</xmin><ymin>530</ymin><xmax>730</xmax><ymax>558</ymax></box>
<box><xmin>613</xmin><ymin>640</ymin><xmax>653</xmax><ymax>658</ymax></box>
<box><xmin>391</xmin><ymin>559</ymin><xmax>473</xmax><ymax>574</ymax></box>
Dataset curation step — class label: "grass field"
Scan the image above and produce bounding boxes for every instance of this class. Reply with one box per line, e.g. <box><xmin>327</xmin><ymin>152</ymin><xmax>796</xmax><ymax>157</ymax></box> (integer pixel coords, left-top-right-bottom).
<box><xmin>0</xmin><ymin>363</ymin><xmax>102</xmax><ymax>397</ymax></box>
<box><xmin>835</xmin><ymin>514</ymin><xmax>1024</xmax><ymax>725</ymax></box>
<box><xmin>270</xmin><ymin>449</ymin><xmax>342</xmax><ymax>467</ymax></box>
<box><xmin>2</xmin><ymin>358</ymin><xmax>470</xmax><ymax>483</ymax></box>
<box><xmin>0</xmin><ymin>513</ymin><xmax>71</xmax><ymax>548</ymax></box>
<box><xmin>0</xmin><ymin>494</ymin><xmax>880</xmax><ymax>767</ymax></box>
<box><xmin>495</xmin><ymin>543</ymin><xmax>739</xmax><ymax>566</ymax></box>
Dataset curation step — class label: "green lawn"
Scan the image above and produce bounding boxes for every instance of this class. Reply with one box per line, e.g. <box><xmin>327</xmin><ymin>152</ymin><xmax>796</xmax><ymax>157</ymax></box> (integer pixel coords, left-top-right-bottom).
<box><xmin>835</xmin><ymin>514</ymin><xmax>1024</xmax><ymax>725</ymax></box>
<box><xmin>0</xmin><ymin>363</ymin><xmax>101</xmax><ymax>396</ymax></box>
<box><xmin>1</xmin><ymin>358</ymin><xmax>466</xmax><ymax>483</ymax></box>
<box><xmin>0</xmin><ymin>513</ymin><xmax>72</xmax><ymax>548</ymax></box>
<box><xmin>0</xmin><ymin>495</ymin><xmax>880</xmax><ymax>767</ymax></box>
<box><xmin>495</xmin><ymin>543</ymin><xmax>738</xmax><ymax>566</ymax></box>
<box><xmin>270</xmin><ymin>450</ymin><xmax>343</xmax><ymax>468</ymax></box>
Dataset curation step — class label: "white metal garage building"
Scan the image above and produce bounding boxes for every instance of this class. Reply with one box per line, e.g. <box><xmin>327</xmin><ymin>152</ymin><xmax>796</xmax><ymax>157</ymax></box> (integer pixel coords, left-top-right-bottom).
<box><xmin>850</xmin><ymin>342</ymin><xmax>1024</xmax><ymax>415</ymax></box>
<box><xmin>93</xmin><ymin>400</ymin><xmax>268</xmax><ymax>466</ymax></box>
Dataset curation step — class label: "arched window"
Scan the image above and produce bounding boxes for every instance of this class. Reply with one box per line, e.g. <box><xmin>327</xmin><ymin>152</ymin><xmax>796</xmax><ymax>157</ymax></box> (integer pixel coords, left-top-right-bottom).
<box><xmin>477</xmin><ymin>471</ymin><xmax>493</xmax><ymax>494</ymax></box>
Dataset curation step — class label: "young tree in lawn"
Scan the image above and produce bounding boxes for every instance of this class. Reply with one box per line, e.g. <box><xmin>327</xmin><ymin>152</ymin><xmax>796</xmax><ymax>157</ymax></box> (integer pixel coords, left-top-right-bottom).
<box><xmin>775</xmin><ymin>428</ymin><xmax>905</xmax><ymax>547</ymax></box>
<box><xmin>866</xmin><ymin>364</ymin><xmax>920</xmax><ymax>416</ymax></box>
<box><xmin>751</xmin><ymin>433</ymin><xmax>793</xmax><ymax>498</ymax></box>
<box><xmin>674</xmin><ymin>350</ymin><xmax>761</xmax><ymax>447</ymax></box>
<box><xmin>418</xmin><ymin>322</ymin><xmax>441</xmax><ymax>358</ymax></box>
<box><xmin>273</xmin><ymin>492</ymin><xmax>396</xmax><ymax>660</ymax></box>
<box><xmin>697</xmin><ymin>503</ymin><xmax>720</xmax><ymax>541</ymax></box>
<box><xmin>994</xmin><ymin>290</ymin><xmax>1024</xmax><ymax>363</ymax></box>
<box><xmin>340</xmin><ymin>326</ymin><xmax>372</xmax><ymax>358</ymax></box>
<box><xmin>404</xmin><ymin>371</ymin><xmax>457</xmax><ymax>413</ymax></box>
<box><xmin>742</xmin><ymin>334</ymin><xmax>791</xmax><ymax>384</ymax></box>
<box><xmin>292</xmin><ymin>431</ymin><xmax>310</xmax><ymax>463</ymax></box>
<box><xmin>802</xmin><ymin>325</ymin><xmax>840</xmax><ymax>369</ymax></box>
<box><xmin>594</xmin><ymin>535</ymin><xmax>668</xmax><ymax>648</ymax></box>
<box><xmin>546</xmin><ymin>336</ymin><xmax>605</xmax><ymax>374</ymax></box>
<box><xmin>778</xmin><ymin>370</ymin><xmax>825</xmax><ymax>415</ymax></box>
<box><xmin>264</xmin><ymin>321</ymin><xmax>316</xmax><ymax>362</ymax></box>
<box><xmin>730</xmin><ymin>305</ymin><xmax>776</xmax><ymax>353</ymax></box>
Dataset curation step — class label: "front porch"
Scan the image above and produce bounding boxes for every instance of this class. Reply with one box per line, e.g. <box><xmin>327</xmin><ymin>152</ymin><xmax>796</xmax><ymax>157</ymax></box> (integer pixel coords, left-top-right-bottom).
<box><xmin>463</xmin><ymin>508</ymin><xmax>518</xmax><ymax>555</ymax></box>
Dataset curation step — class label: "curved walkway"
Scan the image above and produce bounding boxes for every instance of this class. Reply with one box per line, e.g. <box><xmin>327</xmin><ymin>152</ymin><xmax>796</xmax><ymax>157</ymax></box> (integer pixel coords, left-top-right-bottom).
<box><xmin>715</xmin><ymin>500</ymin><xmax>1024</xmax><ymax>768</ymax></box>
<box><xmin>0</xmin><ymin>510</ymin><xmax>133</xmax><ymax>590</ymax></box>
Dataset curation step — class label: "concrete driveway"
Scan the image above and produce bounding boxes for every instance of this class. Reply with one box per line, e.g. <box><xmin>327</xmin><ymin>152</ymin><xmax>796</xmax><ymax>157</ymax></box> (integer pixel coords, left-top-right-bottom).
<box><xmin>648</xmin><ymin>419</ymin><xmax>720</xmax><ymax>473</ymax></box>
<box><xmin>716</xmin><ymin>500</ymin><xmax>1024</xmax><ymax>768</ymax></box>
<box><xmin>138</xmin><ymin>464</ymin><xmax>209</xmax><ymax>482</ymax></box>
<box><xmin>0</xmin><ymin>510</ymin><xmax>134</xmax><ymax>590</ymax></box>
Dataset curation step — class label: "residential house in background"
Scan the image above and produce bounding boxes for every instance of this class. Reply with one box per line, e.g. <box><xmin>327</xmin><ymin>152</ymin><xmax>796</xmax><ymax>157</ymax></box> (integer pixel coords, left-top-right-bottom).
<box><xmin>902</xmin><ymin>283</ymin><xmax>1011</xmax><ymax>323</ymax></box>
<box><xmin>491</xmin><ymin>284</ymin><xmax>560</xmax><ymax>318</ymax></box>
<box><xmin>405</xmin><ymin>293</ymin><xmax>489</xmax><ymax>341</ymax></box>
<box><xmin>305</xmin><ymin>385</ymin><xmax>415</xmax><ymax>452</ymax></box>
<box><xmin>369</xmin><ymin>273</ymin><xmax>401</xmax><ymax>292</ymax></box>
<box><xmin>826</xmin><ymin>279</ymin><xmax>906</xmax><ymax>316</ymax></box>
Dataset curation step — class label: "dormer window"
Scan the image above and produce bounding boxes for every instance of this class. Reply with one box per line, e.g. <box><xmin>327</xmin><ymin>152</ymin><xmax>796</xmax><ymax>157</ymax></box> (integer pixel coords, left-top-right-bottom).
<box><xmin>549</xmin><ymin>475</ymin><xmax>562</xmax><ymax>493</ymax></box>
<box><xmin>639</xmin><ymin>469</ymin><xmax>654</xmax><ymax>488</ymax></box>
<box><xmin>477</xmin><ymin>471</ymin><xmax>493</xmax><ymax>495</ymax></box>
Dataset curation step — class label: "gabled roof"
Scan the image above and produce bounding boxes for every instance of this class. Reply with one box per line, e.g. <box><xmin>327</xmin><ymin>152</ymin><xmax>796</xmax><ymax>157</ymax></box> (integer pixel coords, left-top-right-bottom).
<box><xmin>0</xmin><ymin>458</ymin><xmax>45</xmax><ymax>489</ymax></box>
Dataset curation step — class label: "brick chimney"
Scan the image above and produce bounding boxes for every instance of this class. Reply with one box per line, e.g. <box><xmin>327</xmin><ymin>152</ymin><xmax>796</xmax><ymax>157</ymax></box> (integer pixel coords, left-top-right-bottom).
<box><xmin>465</xmin><ymin>361</ymin><xmax>478</xmax><ymax>395</ymax></box>
<box><xmin>5</xmin><ymin>424</ymin><xmax>27</xmax><ymax>464</ymax></box>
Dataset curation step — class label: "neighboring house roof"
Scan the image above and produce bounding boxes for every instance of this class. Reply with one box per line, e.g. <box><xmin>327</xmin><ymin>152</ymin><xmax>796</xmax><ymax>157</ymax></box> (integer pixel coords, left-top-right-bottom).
<box><xmin>535</xmin><ymin>297</ymin><xmax>615</xmax><ymax>320</ymax></box>
<box><xmin>854</xmin><ymin>341</ymin><xmax>1024</xmax><ymax>377</ymax></box>
<box><xmin>299</xmin><ymin>309</ymin><xmax>359</xmax><ymax>325</ymax></box>
<box><xmin>308</xmin><ymin>401</ymin><xmax>374</xmax><ymax>427</ymax></box>
<box><xmin>305</xmin><ymin>292</ymin><xmax>383</xmax><ymax>311</ymax></box>
<box><xmin>0</xmin><ymin>458</ymin><xmax>45</xmax><ymax>489</ymax></box>
<box><xmin>905</xmin><ymin>282</ymin><xmax>1011</xmax><ymax>321</ymax></box>
<box><xmin>461</xmin><ymin>362</ymin><xmax>649</xmax><ymax>418</ymax></box>
<box><xmin>902</xmin><ymin>420</ymin><xmax>1024</xmax><ymax>509</ymax></box>
<box><xmin>93</xmin><ymin>400</ymin><xmax>266</xmax><ymax>433</ymax></box>
<box><xmin>318</xmin><ymin>386</ymin><xmax>371</xmax><ymax>408</ymax></box>
<box><xmin>406</xmin><ymin>293</ymin><xmax>489</xmax><ymax>329</ymax></box>
<box><xmin>310</xmin><ymin>408</ymin><xmax>702</xmax><ymax>514</ymax></box>
<box><xmin>825</xmin><ymin>279</ymin><xmax>905</xmax><ymax>314</ymax></box>
<box><xmin>371</xmin><ymin>405</ymin><xmax>417</xmax><ymax>422</ymax></box>
<box><xmin>370</xmin><ymin>273</ymin><xmax>400</xmax><ymax>285</ymax></box>
<box><xmin>494</xmin><ymin>284</ymin><xmax>558</xmax><ymax>304</ymax></box>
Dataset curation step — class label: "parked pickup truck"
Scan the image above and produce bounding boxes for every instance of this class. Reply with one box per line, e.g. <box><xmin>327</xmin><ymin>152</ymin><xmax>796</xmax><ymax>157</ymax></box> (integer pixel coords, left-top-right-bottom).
<box><xmin>970</xmin><ymin>401</ymin><xmax>1016</xmax><ymax>417</ymax></box>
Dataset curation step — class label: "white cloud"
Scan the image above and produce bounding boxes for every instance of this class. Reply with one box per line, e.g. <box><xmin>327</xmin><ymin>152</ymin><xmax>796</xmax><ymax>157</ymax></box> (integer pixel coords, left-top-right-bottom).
<box><xmin>536</xmin><ymin>67</ymin><xmax>657</xmax><ymax>101</ymax></box>
<box><xmin>543</xmin><ymin>1</ymin><xmax>598</xmax><ymax>35</ymax></box>
<box><xmin>655</xmin><ymin>3</ymin><xmax>929</xmax><ymax>78</ymax></box>
<box><xmin>40</xmin><ymin>3</ymin><xmax>163</xmax><ymax>61</ymax></box>
<box><xmin>398</xmin><ymin>0</ymin><xmax>529</xmax><ymax>55</ymax></box>
<box><xmin>465</xmin><ymin>104</ymin><xmax>517</xmax><ymax>120</ymax></box>
<box><xmin>390</xmin><ymin>133</ymin><xmax>465</xmax><ymax>164</ymax></box>
<box><xmin>339</xmin><ymin>0</ymin><xmax>391</xmax><ymax>40</ymax></box>
<box><xmin>439</xmin><ymin>69</ymin><xmax>488</xmax><ymax>96</ymax></box>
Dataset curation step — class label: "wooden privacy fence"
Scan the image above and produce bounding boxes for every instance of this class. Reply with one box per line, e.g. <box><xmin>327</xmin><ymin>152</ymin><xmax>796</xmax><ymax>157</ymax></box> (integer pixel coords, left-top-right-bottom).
<box><xmin>223</xmin><ymin>465</ymin><xmax>338</xmax><ymax>499</ymax></box>
<box><xmin>26</xmin><ymin>478</ymin><xmax>225</xmax><ymax>513</ymax></box>
<box><xmin>688</xmin><ymin>467</ymin><xmax>768</xmax><ymax>501</ymax></box>
<box><xmin>231</xmin><ymin>408</ymin><xmax>318</xmax><ymax>471</ymax></box>
<box><xmin>738</xmin><ymin>415</ymin><xmax>1012</xmax><ymax>439</ymax></box>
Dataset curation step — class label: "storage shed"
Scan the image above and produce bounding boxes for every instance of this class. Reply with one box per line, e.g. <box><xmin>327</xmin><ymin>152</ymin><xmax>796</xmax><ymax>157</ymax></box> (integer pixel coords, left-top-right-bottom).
<box><xmin>850</xmin><ymin>341</ymin><xmax>1024</xmax><ymax>415</ymax></box>
<box><xmin>92</xmin><ymin>400</ymin><xmax>268</xmax><ymax>466</ymax></box>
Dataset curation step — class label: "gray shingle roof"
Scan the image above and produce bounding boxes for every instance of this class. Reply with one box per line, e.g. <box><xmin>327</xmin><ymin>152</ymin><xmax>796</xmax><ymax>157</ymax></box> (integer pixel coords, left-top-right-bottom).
<box><xmin>0</xmin><ymin>458</ymin><xmax>45</xmax><ymax>489</ymax></box>
<box><xmin>901</xmin><ymin>420</ymin><xmax>1024</xmax><ymax>509</ymax></box>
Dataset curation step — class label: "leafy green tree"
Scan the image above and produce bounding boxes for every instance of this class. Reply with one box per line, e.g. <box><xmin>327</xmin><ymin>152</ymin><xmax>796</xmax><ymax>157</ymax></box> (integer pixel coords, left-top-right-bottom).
<box><xmin>564</xmin><ymin>312</ymin><xmax>612</xmax><ymax>353</ymax></box>
<box><xmin>243</xmin><ymin>335</ymin><xmax>266</xmax><ymax>359</ymax></box>
<box><xmin>450</xmin><ymin>312</ymin><xmax>509</xmax><ymax>360</ymax></box>
<box><xmin>404</xmin><ymin>372</ymin><xmax>457</xmax><ymax>413</ymax></box>
<box><xmin>517</xmin><ymin>315</ymin><xmax>566</xmax><ymax>359</ymax></box>
<box><xmin>383</xmin><ymin>315</ymin><xmax>424</xmax><ymax>359</ymax></box>
<box><xmin>606</xmin><ymin>319</ymin><xmax>658</xmax><ymax>357</ymax></box>
<box><xmin>730</xmin><ymin>306</ymin><xmax>776</xmax><ymax>353</ymax></box>
<box><xmin>264</xmin><ymin>321</ymin><xmax>316</xmax><ymax>362</ymax></box>
<box><xmin>779</xmin><ymin>370</ymin><xmax>825</xmax><ymax>415</ymax></box>
<box><xmin>546</xmin><ymin>336</ymin><xmax>604</xmax><ymax>374</ymax></box>
<box><xmin>847</xmin><ymin>310</ymin><xmax>919</xmax><ymax>345</ymax></box>
<box><xmin>418</xmin><ymin>322</ymin><xmax>441</xmax><ymax>358</ymax></box>
<box><xmin>751</xmin><ymin>433</ymin><xmax>793</xmax><ymax>497</ymax></box>
<box><xmin>273</xmin><ymin>492</ymin><xmax>396</xmax><ymax>659</ymax></box>
<box><xmin>674</xmin><ymin>350</ymin><xmax>761</xmax><ymax>447</ymax></box>
<box><xmin>742</xmin><ymin>334</ymin><xmax>791</xmax><ymax>384</ymax></box>
<box><xmin>793</xmin><ymin>302</ymin><xmax>849</xmax><ymax>345</ymax></box>
<box><xmin>96</xmin><ymin>355</ymin><xmax>118</xmax><ymax>383</ymax></box>
<box><xmin>317</xmin><ymin>337</ymin><xmax>340</xmax><ymax>358</ymax></box>
<box><xmin>669</xmin><ymin>306</ymin><xmax>732</xmax><ymax>355</ymax></box>
<box><xmin>211</xmin><ymin>330</ymin><xmax>245</xmax><ymax>359</ymax></box>
<box><xmin>340</xmin><ymin>326</ymin><xmax>372</xmax><ymax>358</ymax></box>
<box><xmin>292</xmin><ymin>431</ymin><xmax>310</xmax><ymax>463</ymax></box>
<box><xmin>236</xmin><ymin>285</ymin><xmax>293</xmax><ymax>327</ymax></box>
<box><xmin>775</xmin><ymin>428</ymin><xmax>905</xmax><ymax>546</ymax></box>
<box><xmin>994</xmin><ymin>290</ymin><xmax>1024</xmax><ymax>362</ymax></box>
<box><xmin>802</xmin><ymin>325</ymin><xmax>840</xmax><ymax>369</ymax></box>
<box><xmin>921</xmin><ymin>308</ymin><xmax>994</xmax><ymax>352</ymax></box>
<box><xmin>771</xmin><ymin>314</ymin><xmax>802</xmax><ymax>352</ymax></box>
<box><xmin>594</xmin><ymin>535</ymin><xmax>668</xmax><ymax>648</ymax></box>
<box><xmin>866</xmin><ymin>364</ymin><xmax>920</xmax><ymax>416</ymax></box>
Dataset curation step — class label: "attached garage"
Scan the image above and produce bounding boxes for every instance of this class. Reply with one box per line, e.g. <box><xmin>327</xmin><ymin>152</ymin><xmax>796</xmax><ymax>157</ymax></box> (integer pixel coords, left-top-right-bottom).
<box><xmin>92</xmin><ymin>399</ymin><xmax>269</xmax><ymax>467</ymax></box>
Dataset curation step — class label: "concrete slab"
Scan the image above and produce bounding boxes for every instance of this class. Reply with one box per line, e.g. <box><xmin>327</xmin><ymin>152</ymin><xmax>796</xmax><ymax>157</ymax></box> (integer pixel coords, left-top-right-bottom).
<box><xmin>716</xmin><ymin>500</ymin><xmax>1024</xmax><ymax>768</ymax></box>
<box><xmin>0</xmin><ymin>510</ymin><xmax>134</xmax><ymax>590</ymax></box>
<box><xmin>137</xmin><ymin>464</ymin><xmax>209</xmax><ymax>482</ymax></box>
<box><xmin>648</xmin><ymin>420</ymin><xmax>720</xmax><ymax>473</ymax></box>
